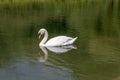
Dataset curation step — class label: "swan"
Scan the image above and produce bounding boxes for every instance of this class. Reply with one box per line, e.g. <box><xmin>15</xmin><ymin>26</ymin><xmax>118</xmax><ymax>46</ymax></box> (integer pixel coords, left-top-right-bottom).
<box><xmin>38</xmin><ymin>28</ymin><xmax>78</xmax><ymax>46</ymax></box>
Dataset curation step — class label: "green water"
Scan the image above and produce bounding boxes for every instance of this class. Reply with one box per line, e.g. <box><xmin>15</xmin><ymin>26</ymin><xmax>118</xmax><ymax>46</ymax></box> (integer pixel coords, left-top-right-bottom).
<box><xmin>0</xmin><ymin>1</ymin><xmax>120</xmax><ymax>80</ymax></box>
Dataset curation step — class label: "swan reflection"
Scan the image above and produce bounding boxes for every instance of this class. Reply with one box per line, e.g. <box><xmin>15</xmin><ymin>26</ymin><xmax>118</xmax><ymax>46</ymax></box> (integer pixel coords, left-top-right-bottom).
<box><xmin>38</xmin><ymin>45</ymin><xmax>77</xmax><ymax>62</ymax></box>
<box><xmin>38</xmin><ymin>46</ymin><xmax>48</xmax><ymax>62</ymax></box>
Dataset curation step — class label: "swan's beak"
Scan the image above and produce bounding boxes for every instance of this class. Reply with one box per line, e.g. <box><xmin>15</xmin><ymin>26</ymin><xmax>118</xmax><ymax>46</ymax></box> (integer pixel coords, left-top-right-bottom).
<box><xmin>38</xmin><ymin>33</ymin><xmax>41</xmax><ymax>39</ymax></box>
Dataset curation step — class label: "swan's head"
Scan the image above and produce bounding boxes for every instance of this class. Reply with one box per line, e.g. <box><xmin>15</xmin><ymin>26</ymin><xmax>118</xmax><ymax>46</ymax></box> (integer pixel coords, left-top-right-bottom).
<box><xmin>38</xmin><ymin>28</ymin><xmax>46</xmax><ymax>39</ymax></box>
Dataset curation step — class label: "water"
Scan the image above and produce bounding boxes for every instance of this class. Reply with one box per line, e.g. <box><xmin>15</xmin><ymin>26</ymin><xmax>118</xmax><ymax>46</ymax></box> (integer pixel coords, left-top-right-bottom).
<box><xmin>0</xmin><ymin>1</ymin><xmax>120</xmax><ymax>80</ymax></box>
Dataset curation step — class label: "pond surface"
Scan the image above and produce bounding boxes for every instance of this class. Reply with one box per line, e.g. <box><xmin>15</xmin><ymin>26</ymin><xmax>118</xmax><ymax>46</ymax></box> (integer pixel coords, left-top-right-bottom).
<box><xmin>0</xmin><ymin>1</ymin><xmax>120</xmax><ymax>80</ymax></box>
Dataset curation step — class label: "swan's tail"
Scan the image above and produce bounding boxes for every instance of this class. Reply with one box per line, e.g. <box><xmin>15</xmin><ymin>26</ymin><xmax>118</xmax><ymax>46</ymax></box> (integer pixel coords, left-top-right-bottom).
<box><xmin>65</xmin><ymin>37</ymin><xmax>78</xmax><ymax>45</ymax></box>
<box><xmin>70</xmin><ymin>37</ymin><xmax>78</xmax><ymax>44</ymax></box>
<box><xmin>62</xmin><ymin>37</ymin><xmax>78</xmax><ymax>46</ymax></box>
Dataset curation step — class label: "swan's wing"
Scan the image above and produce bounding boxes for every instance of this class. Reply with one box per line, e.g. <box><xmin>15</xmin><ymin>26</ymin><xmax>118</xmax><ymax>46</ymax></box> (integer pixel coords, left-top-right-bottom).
<box><xmin>45</xmin><ymin>36</ymin><xmax>73</xmax><ymax>46</ymax></box>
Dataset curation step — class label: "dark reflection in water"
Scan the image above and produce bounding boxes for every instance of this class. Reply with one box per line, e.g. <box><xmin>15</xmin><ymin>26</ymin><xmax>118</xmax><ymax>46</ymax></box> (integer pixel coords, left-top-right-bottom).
<box><xmin>0</xmin><ymin>1</ymin><xmax>120</xmax><ymax>80</ymax></box>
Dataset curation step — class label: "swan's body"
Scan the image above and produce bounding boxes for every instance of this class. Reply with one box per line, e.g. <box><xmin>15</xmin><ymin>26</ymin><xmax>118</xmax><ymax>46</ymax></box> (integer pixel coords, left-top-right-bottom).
<box><xmin>45</xmin><ymin>36</ymin><xmax>77</xmax><ymax>46</ymax></box>
<box><xmin>38</xmin><ymin>28</ymin><xmax>77</xmax><ymax>46</ymax></box>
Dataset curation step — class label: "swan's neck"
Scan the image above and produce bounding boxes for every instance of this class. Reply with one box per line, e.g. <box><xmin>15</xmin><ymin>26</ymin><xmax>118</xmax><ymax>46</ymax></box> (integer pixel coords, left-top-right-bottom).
<box><xmin>40</xmin><ymin>30</ymin><xmax>48</xmax><ymax>46</ymax></box>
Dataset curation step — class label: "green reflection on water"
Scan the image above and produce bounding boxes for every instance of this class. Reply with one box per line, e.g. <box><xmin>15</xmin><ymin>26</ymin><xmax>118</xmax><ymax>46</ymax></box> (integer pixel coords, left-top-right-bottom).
<box><xmin>0</xmin><ymin>1</ymin><xmax>120</xmax><ymax>80</ymax></box>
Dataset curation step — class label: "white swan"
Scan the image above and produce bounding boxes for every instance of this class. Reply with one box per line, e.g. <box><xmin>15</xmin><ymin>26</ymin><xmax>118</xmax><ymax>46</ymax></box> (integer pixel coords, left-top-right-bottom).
<box><xmin>38</xmin><ymin>28</ymin><xmax>78</xmax><ymax>46</ymax></box>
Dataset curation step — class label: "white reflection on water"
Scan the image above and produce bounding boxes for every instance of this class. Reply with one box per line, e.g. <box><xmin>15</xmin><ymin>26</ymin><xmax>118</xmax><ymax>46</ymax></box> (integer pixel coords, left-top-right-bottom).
<box><xmin>38</xmin><ymin>45</ymin><xmax>77</xmax><ymax>62</ymax></box>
